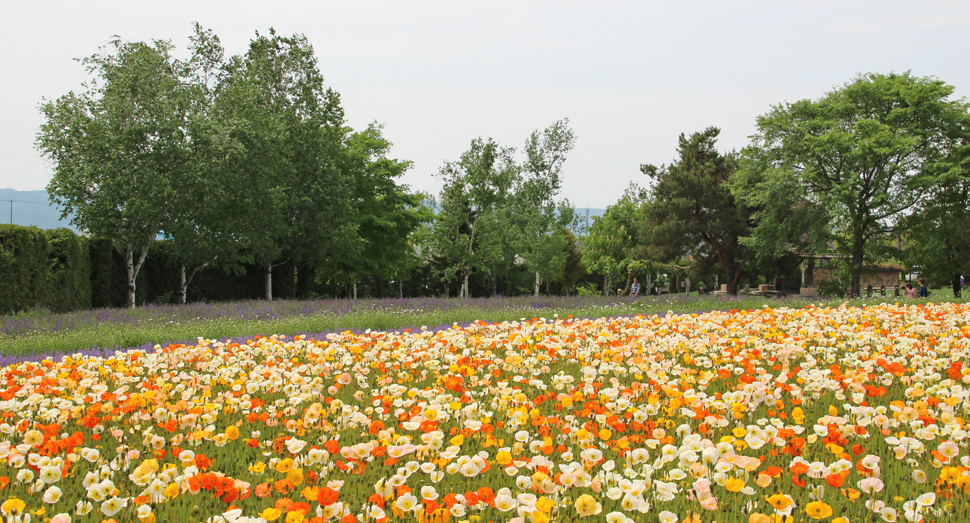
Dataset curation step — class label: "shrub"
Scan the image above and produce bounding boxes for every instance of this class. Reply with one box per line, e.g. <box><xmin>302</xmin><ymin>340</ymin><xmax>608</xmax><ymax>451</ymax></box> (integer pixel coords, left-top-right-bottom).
<box><xmin>44</xmin><ymin>228</ymin><xmax>92</xmax><ymax>312</ymax></box>
<box><xmin>0</xmin><ymin>225</ymin><xmax>51</xmax><ymax>314</ymax></box>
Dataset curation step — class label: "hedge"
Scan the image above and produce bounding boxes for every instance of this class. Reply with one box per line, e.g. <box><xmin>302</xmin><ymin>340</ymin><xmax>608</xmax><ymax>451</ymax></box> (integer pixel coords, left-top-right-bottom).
<box><xmin>45</xmin><ymin>228</ymin><xmax>92</xmax><ymax>312</ymax></box>
<box><xmin>2</xmin><ymin>224</ymin><xmax>434</xmax><ymax>314</ymax></box>
<box><xmin>0</xmin><ymin>225</ymin><xmax>51</xmax><ymax>314</ymax></box>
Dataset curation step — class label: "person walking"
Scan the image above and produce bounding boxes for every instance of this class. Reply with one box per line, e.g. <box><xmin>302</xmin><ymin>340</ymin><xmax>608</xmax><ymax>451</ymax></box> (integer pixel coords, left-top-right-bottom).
<box><xmin>630</xmin><ymin>278</ymin><xmax>641</xmax><ymax>297</ymax></box>
<box><xmin>917</xmin><ymin>278</ymin><xmax>929</xmax><ymax>298</ymax></box>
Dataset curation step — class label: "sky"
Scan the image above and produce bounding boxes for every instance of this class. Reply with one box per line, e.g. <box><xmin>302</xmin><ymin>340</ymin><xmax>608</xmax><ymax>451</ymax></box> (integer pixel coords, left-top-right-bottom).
<box><xmin>2</xmin><ymin>1</ymin><xmax>968</xmax><ymax>208</ymax></box>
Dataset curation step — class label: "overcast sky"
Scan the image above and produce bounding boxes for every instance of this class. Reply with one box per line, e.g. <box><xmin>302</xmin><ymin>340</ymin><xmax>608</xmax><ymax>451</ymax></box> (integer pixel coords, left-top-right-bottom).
<box><xmin>2</xmin><ymin>1</ymin><xmax>968</xmax><ymax>207</ymax></box>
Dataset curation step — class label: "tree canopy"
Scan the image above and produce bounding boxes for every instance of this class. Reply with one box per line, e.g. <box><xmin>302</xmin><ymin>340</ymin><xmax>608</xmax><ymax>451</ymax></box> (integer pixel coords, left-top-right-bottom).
<box><xmin>733</xmin><ymin>72</ymin><xmax>970</xmax><ymax>296</ymax></box>
<box><xmin>640</xmin><ymin>127</ymin><xmax>750</xmax><ymax>294</ymax></box>
<box><xmin>37</xmin><ymin>34</ymin><xmax>970</xmax><ymax>306</ymax></box>
<box><xmin>39</xmin><ymin>36</ymin><xmax>191</xmax><ymax>308</ymax></box>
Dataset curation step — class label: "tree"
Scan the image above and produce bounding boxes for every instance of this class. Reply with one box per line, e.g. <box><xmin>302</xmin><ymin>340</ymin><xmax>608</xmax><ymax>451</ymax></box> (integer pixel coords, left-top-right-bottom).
<box><xmin>216</xmin><ymin>29</ymin><xmax>350</xmax><ymax>300</ymax></box>
<box><xmin>556</xmin><ymin>229</ymin><xmax>587</xmax><ymax>294</ymax></box>
<box><xmin>160</xmin><ymin>24</ymin><xmax>252</xmax><ymax>304</ymax></box>
<box><xmin>39</xmin><ymin>36</ymin><xmax>191</xmax><ymax>308</ymax></box>
<box><xmin>640</xmin><ymin>127</ymin><xmax>750</xmax><ymax>294</ymax></box>
<box><xmin>901</xmin><ymin>176</ymin><xmax>970</xmax><ymax>297</ymax></box>
<box><xmin>429</xmin><ymin>138</ymin><xmax>516</xmax><ymax>298</ymax></box>
<box><xmin>582</xmin><ymin>192</ymin><xmax>642</xmax><ymax>296</ymax></box>
<box><xmin>734</xmin><ymin>72</ymin><xmax>970</xmax><ymax>297</ymax></box>
<box><xmin>328</xmin><ymin>123</ymin><xmax>431</xmax><ymax>298</ymax></box>
<box><xmin>513</xmin><ymin>119</ymin><xmax>577</xmax><ymax>295</ymax></box>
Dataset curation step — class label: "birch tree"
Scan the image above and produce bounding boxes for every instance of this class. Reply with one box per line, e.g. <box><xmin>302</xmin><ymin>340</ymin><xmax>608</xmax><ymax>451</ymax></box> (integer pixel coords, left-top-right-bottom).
<box><xmin>39</xmin><ymin>36</ymin><xmax>190</xmax><ymax>308</ymax></box>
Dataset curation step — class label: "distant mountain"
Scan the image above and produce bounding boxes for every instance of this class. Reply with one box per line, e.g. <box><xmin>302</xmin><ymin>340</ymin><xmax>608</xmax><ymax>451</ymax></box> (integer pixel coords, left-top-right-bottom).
<box><xmin>0</xmin><ymin>188</ymin><xmax>78</xmax><ymax>231</ymax></box>
<box><xmin>0</xmin><ymin>188</ymin><xmax>605</xmax><ymax>235</ymax></box>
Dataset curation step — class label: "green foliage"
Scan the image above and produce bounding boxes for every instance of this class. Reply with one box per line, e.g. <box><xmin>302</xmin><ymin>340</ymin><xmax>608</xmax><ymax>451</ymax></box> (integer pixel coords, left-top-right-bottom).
<box><xmin>639</xmin><ymin>127</ymin><xmax>750</xmax><ymax>294</ymax></box>
<box><xmin>735</xmin><ymin>72</ymin><xmax>970</xmax><ymax>296</ymax></box>
<box><xmin>162</xmin><ymin>24</ymin><xmax>254</xmax><ymax>304</ymax></box>
<box><xmin>0</xmin><ymin>226</ymin><xmax>93</xmax><ymax>314</ymax></box>
<box><xmin>38</xmin><ymin>26</ymin><xmax>426</xmax><ymax>305</ymax></box>
<box><xmin>425</xmin><ymin>120</ymin><xmax>580</xmax><ymax>298</ymax></box>
<box><xmin>428</xmin><ymin>138</ymin><xmax>517</xmax><ymax>297</ymax></box>
<box><xmin>0</xmin><ymin>226</ymin><xmax>51</xmax><ymax>314</ymax></box>
<box><xmin>332</xmin><ymin>124</ymin><xmax>431</xmax><ymax>290</ymax></box>
<box><xmin>44</xmin><ymin>228</ymin><xmax>91</xmax><ymax>312</ymax></box>
<box><xmin>88</xmin><ymin>239</ymin><xmax>119</xmax><ymax>308</ymax></box>
<box><xmin>38</xmin><ymin>34</ymin><xmax>195</xmax><ymax>308</ymax></box>
<box><xmin>901</xmin><ymin>178</ymin><xmax>970</xmax><ymax>294</ymax></box>
<box><xmin>215</xmin><ymin>29</ymin><xmax>352</xmax><ymax>300</ymax></box>
<box><xmin>556</xmin><ymin>229</ymin><xmax>587</xmax><ymax>293</ymax></box>
<box><xmin>512</xmin><ymin>119</ymin><xmax>577</xmax><ymax>294</ymax></box>
<box><xmin>581</xmin><ymin>194</ymin><xmax>642</xmax><ymax>295</ymax></box>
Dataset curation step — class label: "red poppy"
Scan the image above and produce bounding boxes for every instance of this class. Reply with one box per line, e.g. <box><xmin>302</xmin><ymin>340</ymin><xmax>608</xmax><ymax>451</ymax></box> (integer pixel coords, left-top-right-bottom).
<box><xmin>318</xmin><ymin>487</ymin><xmax>339</xmax><ymax>506</ymax></box>
<box><xmin>826</xmin><ymin>474</ymin><xmax>845</xmax><ymax>488</ymax></box>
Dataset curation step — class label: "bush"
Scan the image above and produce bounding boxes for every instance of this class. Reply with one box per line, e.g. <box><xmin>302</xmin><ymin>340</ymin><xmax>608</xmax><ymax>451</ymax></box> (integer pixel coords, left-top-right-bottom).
<box><xmin>88</xmin><ymin>239</ymin><xmax>119</xmax><ymax>308</ymax></box>
<box><xmin>0</xmin><ymin>225</ymin><xmax>51</xmax><ymax>314</ymax></box>
<box><xmin>45</xmin><ymin>228</ymin><xmax>92</xmax><ymax>312</ymax></box>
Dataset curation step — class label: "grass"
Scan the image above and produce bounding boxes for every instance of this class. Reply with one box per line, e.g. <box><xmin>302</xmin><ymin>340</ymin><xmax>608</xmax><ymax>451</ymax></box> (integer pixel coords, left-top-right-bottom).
<box><xmin>1</xmin><ymin>292</ymin><xmax>965</xmax><ymax>362</ymax></box>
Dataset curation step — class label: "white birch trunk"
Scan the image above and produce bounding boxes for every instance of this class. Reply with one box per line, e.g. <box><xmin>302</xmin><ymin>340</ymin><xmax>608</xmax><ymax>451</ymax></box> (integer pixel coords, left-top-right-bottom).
<box><xmin>125</xmin><ymin>242</ymin><xmax>150</xmax><ymax>309</ymax></box>
<box><xmin>179</xmin><ymin>265</ymin><xmax>187</xmax><ymax>305</ymax></box>
<box><xmin>126</xmin><ymin>244</ymin><xmax>136</xmax><ymax>309</ymax></box>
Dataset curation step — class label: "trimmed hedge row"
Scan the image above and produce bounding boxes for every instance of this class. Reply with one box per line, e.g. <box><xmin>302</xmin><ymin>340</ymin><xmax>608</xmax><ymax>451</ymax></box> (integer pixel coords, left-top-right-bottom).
<box><xmin>2</xmin><ymin>224</ymin><xmax>554</xmax><ymax>314</ymax></box>
<box><xmin>0</xmin><ymin>225</ymin><xmax>91</xmax><ymax>314</ymax></box>
<box><xmin>0</xmin><ymin>225</ymin><xmax>298</xmax><ymax>314</ymax></box>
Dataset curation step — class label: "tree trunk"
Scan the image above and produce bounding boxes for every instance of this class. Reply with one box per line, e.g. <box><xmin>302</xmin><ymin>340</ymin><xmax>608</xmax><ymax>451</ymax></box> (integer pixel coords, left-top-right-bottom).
<box><xmin>265</xmin><ymin>263</ymin><xmax>273</xmax><ymax>301</ymax></box>
<box><xmin>684</xmin><ymin>277</ymin><xmax>691</xmax><ymax>296</ymax></box>
<box><xmin>125</xmin><ymin>242</ymin><xmax>149</xmax><ymax>309</ymax></box>
<box><xmin>603</xmin><ymin>274</ymin><xmax>609</xmax><ymax>296</ymax></box>
<box><xmin>400</xmin><ymin>279</ymin><xmax>404</xmax><ymax>299</ymax></box>
<box><xmin>850</xmin><ymin>247</ymin><xmax>864</xmax><ymax>298</ymax></box>
<box><xmin>726</xmin><ymin>265</ymin><xmax>738</xmax><ymax>295</ymax></box>
<box><xmin>296</xmin><ymin>264</ymin><xmax>314</xmax><ymax>300</ymax></box>
<box><xmin>125</xmin><ymin>244</ymin><xmax>136</xmax><ymax>309</ymax></box>
<box><xmin>353</xmin><ymin>282</ymin><xmax>358</xmax><ymax>300</ymax></box>
<box><xmin>179</xmin><ymin>264</ymin><xmax>187</xmax><ymax>305</ymax></box>
<box><xmin>178</xmin><ymin>264</ymin><xmax>204</xmax><ymax>305</ymax></box>
<box><xmin>534</xmin><ymin>272</ymin><xmax>541</xmax><ymax>297</ymax></box>
<box><xmin>954</xmin><ymin>273</ymin><xmax>962</xmax><ymax>298</ymax></box>
<box><xmin>462</xmin><ymin>272</ymin><xmax>470</xmax><ymax>298</ymax></box>
<box><xmin>646</xmin><ymin>273</ymin><xmax>652</xmax><ymax>296</ymax></box>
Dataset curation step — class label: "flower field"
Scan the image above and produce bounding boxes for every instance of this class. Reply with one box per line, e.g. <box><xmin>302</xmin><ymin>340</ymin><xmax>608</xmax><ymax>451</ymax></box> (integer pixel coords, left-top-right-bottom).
<box><xmin>1</xmin><ymin>302</ymin><xmax>968</xmax><ymax>523</ymax></box>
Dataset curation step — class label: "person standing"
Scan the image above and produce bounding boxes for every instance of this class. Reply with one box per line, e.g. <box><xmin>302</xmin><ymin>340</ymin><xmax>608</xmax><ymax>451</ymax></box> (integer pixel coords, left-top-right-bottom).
<box><xmin>917</xmin><ymin>278</ymin><xmax>929</xmax><ymax>298</ymax></box>
<box><xmin>630</xmin><ymin>278</ymin><xmax>641</xmax><ymax>297</ymax></box>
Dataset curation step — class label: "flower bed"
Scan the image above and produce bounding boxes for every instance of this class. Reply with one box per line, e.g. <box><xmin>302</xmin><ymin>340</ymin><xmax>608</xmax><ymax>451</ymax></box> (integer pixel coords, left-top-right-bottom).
<box><xmin>0</xmin><ymin>302</ymin><xmax>968</xmax><ymax>522</ymax></box>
